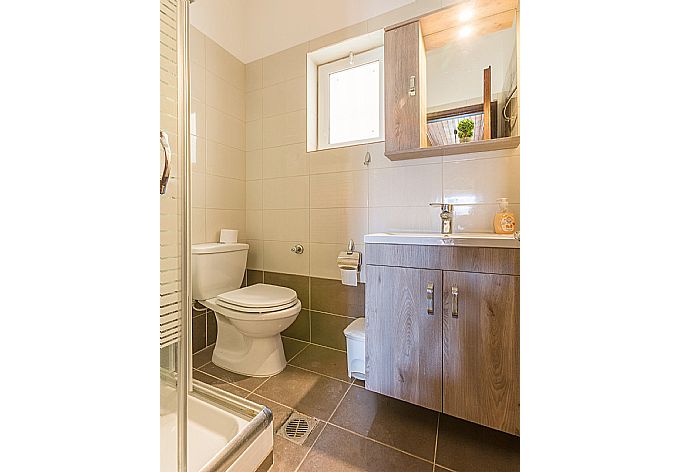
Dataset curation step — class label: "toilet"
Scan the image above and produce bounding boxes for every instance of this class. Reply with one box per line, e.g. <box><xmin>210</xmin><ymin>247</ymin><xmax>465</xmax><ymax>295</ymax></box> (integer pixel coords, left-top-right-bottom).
<box><xmin>192</xmin><ymin>242</ymin><xmax>301</xmax><ymax>377</ymax></box>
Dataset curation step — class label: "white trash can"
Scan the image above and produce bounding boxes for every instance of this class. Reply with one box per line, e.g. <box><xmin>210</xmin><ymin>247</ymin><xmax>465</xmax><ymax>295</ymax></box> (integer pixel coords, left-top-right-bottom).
<box><xmin>344</xmin><ymin>318</ymin><xmax>366</xmax><ymax>381</ymax></box>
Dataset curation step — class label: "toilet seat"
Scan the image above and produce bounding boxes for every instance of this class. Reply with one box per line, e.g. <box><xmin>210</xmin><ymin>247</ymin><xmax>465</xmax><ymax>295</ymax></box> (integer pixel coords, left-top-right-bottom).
<box><xmin>215</xmin><ymin>283</ymin><xmax>299</xmax><ymax>314</ymax></box>
<box><xmin>202</xmin><ymin>297</ymin><xmax>302</xmax><ymax>322</ymax></box>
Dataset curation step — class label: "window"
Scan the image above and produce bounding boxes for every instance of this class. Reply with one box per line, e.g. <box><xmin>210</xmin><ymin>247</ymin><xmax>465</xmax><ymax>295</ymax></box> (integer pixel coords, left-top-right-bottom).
<box><xmin>317</xmin><ymin>47</ymin><xmax>384</xmax><ymax>150</ymax></box>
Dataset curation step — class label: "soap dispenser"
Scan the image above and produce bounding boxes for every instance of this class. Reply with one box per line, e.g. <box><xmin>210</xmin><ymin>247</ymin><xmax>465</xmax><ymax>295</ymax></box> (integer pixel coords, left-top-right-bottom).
<box><xmin>493</xmin><ymin>198</ymin><xmax>516</xmax><ymax>234</ymax></box>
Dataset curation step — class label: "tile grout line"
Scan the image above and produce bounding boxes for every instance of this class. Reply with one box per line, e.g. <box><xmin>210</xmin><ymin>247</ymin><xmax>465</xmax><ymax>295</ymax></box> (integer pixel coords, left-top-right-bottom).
<box><xmin>432</xmin><ymin>413</ymin><xmax>440</xmax><ymax>471</ymax></box>
<box><xmin>286</xmin><ymin>363</ymin><xmax>352</xmax><ymax>384</ymax></box>
<box><xmin>292</xmin><ymin>380</ymin><xmax>354</xmax><ymax>472</ymax></box>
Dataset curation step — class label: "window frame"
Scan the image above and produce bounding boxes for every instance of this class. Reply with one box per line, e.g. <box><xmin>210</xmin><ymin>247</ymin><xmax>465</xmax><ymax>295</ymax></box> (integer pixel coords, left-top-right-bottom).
<box><xmin>317</xmin><ymin>46</ymin><xmax>384</xmax><ymax>150</ymax></box>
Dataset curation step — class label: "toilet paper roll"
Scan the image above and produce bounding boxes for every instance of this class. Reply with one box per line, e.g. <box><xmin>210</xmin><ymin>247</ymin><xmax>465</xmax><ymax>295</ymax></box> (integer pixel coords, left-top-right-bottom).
<box><xmin>340</xmin><ymin>268</ymin><xmax>358</xmax><ymax>287</ymax></box>
<box><xmin>219</xmin><ymin>229</ymin><xmax>238</xmax><ymax>243</ymax></box>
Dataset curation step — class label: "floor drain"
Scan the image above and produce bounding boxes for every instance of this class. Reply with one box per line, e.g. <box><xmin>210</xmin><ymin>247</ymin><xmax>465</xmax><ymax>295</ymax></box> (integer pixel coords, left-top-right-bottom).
<box><xmin>277</xmin><ymin>412</ymin><xmax>318</xmax><ymax>445</ymax></box>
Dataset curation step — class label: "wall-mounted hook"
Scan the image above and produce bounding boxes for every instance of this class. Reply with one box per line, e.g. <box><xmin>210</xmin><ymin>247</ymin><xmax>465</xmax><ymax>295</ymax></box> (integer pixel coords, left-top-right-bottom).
<box><xmin>363</xmin><ymin>151</ymin><xmax>371</xmax><ymax>166</ymax></box>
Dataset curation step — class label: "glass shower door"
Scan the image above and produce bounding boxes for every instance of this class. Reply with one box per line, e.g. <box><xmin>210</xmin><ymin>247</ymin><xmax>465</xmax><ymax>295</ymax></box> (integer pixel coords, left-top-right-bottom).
<box><xmin>160</xmin><ymin>0</ymin><xmax>191</xmax><ymax>470</ymax></box>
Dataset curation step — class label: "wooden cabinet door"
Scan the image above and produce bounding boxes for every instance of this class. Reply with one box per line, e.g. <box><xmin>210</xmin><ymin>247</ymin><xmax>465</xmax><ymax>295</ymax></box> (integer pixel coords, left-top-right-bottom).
<box><xmin>384</xmin><ymin>21</ymin><xmax>426</xmax><ymax>155</ymax></box>
<box><xmin>443</xmin><ymin>271</ymin><xmax>520</xmax><ymax>434</ymax></box>
<box><xmin>365</xmin><ymin>264</ymin><xmax>442</xmax><ymax>411</ymax></box>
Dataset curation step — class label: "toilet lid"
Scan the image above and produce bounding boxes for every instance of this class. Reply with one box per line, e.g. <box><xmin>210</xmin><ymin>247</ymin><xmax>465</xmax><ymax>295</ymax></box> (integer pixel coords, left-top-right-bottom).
<box><xmin>217</xmin><ymin>283</ymin><xmax>298</xmax><ymax>311</ymax></box>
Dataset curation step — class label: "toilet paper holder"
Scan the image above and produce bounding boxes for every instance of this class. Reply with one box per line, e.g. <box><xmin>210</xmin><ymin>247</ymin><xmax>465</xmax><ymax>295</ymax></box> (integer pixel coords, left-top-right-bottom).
<box><xmin>337</xmin><ymin>240</ymin><xmax>361</xmax><ymax>272</ymax></box>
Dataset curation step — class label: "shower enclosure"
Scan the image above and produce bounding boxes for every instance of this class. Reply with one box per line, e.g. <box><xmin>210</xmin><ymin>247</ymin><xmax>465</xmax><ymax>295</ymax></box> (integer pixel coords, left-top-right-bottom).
<box><xmin>160</xmin><ymin>1</ymin><xmax>272</xmax><ymax>471</ymax></box>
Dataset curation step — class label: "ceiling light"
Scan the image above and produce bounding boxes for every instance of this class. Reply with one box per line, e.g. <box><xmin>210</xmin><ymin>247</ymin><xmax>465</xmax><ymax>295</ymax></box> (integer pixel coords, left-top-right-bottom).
<box><xmin>457</xmin><ymin>8</ymin><xmax>474</xmax><ymax>22</ymax></box>
<box><xmin>457</xmin><ymin>26</ymin><xmax>474</xmax><ymax>38</ymax></box>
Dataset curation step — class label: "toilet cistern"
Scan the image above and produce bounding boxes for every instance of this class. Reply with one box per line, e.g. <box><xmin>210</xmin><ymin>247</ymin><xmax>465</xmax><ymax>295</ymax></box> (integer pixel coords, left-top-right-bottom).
<box><xmin>430</xmin><ymin>203</ymin><xmax>455</xmax><ymax>234</ymax></box>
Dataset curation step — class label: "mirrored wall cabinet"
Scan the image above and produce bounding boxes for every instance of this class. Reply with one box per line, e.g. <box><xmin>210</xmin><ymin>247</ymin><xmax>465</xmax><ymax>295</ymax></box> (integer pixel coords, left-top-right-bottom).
<box><xmin>384</xmin><ymin>0</ymin><xmax>520</xmax><ymax>160</ymax></box>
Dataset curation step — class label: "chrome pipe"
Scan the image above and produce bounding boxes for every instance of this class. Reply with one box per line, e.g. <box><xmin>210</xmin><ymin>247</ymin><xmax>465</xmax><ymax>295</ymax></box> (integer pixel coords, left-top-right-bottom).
<box><xmin>177</xmin><ymin>0</ymin><xmax>192</xmax><ymax>470</ymax></box>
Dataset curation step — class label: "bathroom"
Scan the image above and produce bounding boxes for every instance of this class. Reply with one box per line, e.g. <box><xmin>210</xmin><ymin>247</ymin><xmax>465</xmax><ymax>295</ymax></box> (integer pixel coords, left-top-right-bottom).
<box><xmin>5</xmin><ymin>1</ymin><xmax>689</xmax><ymax>471</ymax></box>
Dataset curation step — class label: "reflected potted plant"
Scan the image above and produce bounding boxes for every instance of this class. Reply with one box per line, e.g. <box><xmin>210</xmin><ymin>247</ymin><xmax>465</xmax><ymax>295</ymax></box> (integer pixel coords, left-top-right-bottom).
<box><xmin>457</xmin><ymin>119</ymin><xmax>474</xmax><ymax>143</ymax></box>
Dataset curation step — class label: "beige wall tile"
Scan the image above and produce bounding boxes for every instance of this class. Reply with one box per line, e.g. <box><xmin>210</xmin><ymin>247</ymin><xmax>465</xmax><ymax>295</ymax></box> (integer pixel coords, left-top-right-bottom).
<box><xmin>190</xmin><ymin>27</ymin><xmax>205</xmax><ymax>67</ymax></box>
<box><xmin>245</xmin><ymin>119</ymin><xmax>263</xmax><ymax>151</ymax></box>
<box><xmin>191</xmin><ymin>63</ymin><xmax>205</xmax><ymax>102</ymax></box>
<box><xmin>443</xmin><ymin>146</ymin><xmax>519</xmax><ymax>163</ymax></box>
<box><xmin>263</xmin><ymin>241</ymin><xmax>309</xmax><ymax>275</ymax></box>
<box><xmin>262</xmin><ymin>43</ymin><xmax>308</xmax><ymax>88</ymax></box>
<box><xmin>310</xmin><ymin>208</ymin><xmax>368</xmax><ymax>244</ymax></box>
<box><xmin>206</xmin><ymin>107</ymin><xmax>244</xmax><ymax>149</ymax></box>
<box><xmin>245</xmin><ymin>210</ymin><xmax>263</xmax><ymax>240</ymax></box>
<box><xmin>262</xmin><ymin>143</ymin><xmax>308</xmax><ymax>179</ymax></box>
<box><xmin>246</xmin><ymin>149</ymin><xmax>263</xmax><ymax>181</ymax></box>
<box><xmin>205</xmin><ymin>175</ymin><xmax>245</xmax><ymax>210</ymax></box>
<box><xmin>245</xmin><ymin>89</ymin><xmax>262</xmax><ymax>122</ymax></box>
<box><xmin>206</xmin><ymin>141</ymin><xmax>244</xmax><ymax>181</ymax></box>
<box><xmin>263</xmin><ymin>176</ymin><xmax>309</xmax><ymax>210</ymax></box>
<box><xmin>205</xmin><ymin>71</ymin><xmax>244</xmax><ymax>120</ymax></box>
<box><xmin>263</xmin><ymin>209</ymin><xmax>309</xmax><ymax>241</ymax></box>
<box><xmin>246</xmin><ymin>239</ymin><xmax>264</xmax><ymax>270</ymax></box>
<box><xmin>205</xmin><ymin>209</ymin><xmax>246</xmax><ymax>242</ymax></box>
<box><xmin>308</xmin><ymin>144</ymin><xmax>369</xmax><ymax>175</ymax></box>
<box><xmin>192</xmin><ymin>172</ymin><xmax>205</xmax><ymax>209</ymax></box>
<box><xmin>310</xmin><ymin>170</ymin><xmax>368</xmax><ymax>208</ymax></box>
<box><xmin>191</xmin><ymin>135</ymin><xmax>206</xmax><ymax>174</ymax></box>
<box><xmin>204</xmin><ymin>36</ymin><xmax>244</xmax><ymax>91</ymax></box>
<box><xmin>310</xmin><ymin>243</ymin><xmax>365</xmax><ymax>280</ymax></box>
<box><xmin>246</xmin><ymin>180</ymin><xmax>263</xmax><ymax>210</ymax></box>
<box><xmin>262</xmin><ymin>76</ymin><xmax>306</xmax><ymax>118</ymax></box>
<box><xmin>368</xmin><ymin>206</ymin><xmax>439</xmax><ymax>233</ymax></box>
<box><xmin>245</xmin><ymin>60</ymin><xmax>263</xmax><ymax>92</ymax></box>
<box><xmin>368</xmin><ymin>164</ymin><xmax>442</xmax><ymax>207</ymax></box>
<box><xmin>192</xmin><ymin>208</ymin><xmax>206</xmax><ymax>244</ymax></box>
<box><xmin>443</xmin><ymin>155</ymin><xmax>520</xmax><ymax>205</ymax></box>
<box><xmin>452</xmin><ymin>203</ymin><xmax>520</xmax><ymax>233</ymax></box>
<box><xmin>190</xmin><ymin>98</ymin><xmax>206</xmax><ymax>138</ymax></box>
<box><xmin>262</xmin><ymin>110</ymin><xmax>306</xmax><ymax>148</ymax></box>
<box><xmin>367</xmin><ymin>141</ymin><xmax>441</xmax><ymax>168</ymax></box>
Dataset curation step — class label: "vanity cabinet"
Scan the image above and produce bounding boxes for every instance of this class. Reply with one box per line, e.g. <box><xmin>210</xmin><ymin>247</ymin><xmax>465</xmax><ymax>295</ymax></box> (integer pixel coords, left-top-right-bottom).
<box><xmin>365</xmin><ymin>265</ymin><xmax>442</xmax><ymax>411</ymax></box>
<box><xmin>365</xmin><ymin>243</ymin><xmax>520</xmax><ymax>435</ymax></box>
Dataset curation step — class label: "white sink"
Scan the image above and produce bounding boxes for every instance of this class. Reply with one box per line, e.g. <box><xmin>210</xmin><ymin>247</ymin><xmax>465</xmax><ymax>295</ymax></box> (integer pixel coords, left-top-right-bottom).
<box><xmin>363</xmin><ymin>232</ymin><xmax>520</xmax><ymax>248</ymax></box>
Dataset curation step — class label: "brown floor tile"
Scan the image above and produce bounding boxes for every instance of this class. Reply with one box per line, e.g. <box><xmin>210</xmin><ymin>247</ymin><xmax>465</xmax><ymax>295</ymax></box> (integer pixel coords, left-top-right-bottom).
<box><xmin>282</xmin><ymin>337</ymin><xmax>309</xmax><ymax>361</ymax></box>
<box><xmin>270</xmin><ymin>421</ymin><xmax>326</xmax><ymax>472</ymax></box>
<box><xmin>198</xmin><ymin>362</ymin><xmax>268</xmax><ymax>392</ymax></box>
<box><xmin>281</xmin><ymin>309</ymin><xmax>310</xmax><ymax>342</ymax></box>
<box><xmin>245</xmin><ymin>394</ymin><xmax>294</xmax><ymax>433</ymax></box>
<box><xmin>192</xmin><ymin>370</ymin><xmax>251</xmax><ymax>397</ymax></box>
<box><xmin>310</xmin><ymin>311</ymin><xmax>353</xmax><ymax>351</ymax></box>
<box><xmin>435</xmin><ymin>414</ymin><xmax>519</xmax><ymax>472</ymax></box>
<box><xmin>192</xmin><ymin>314</ymin><xmax>206</xmax><ymax>353</ymax></box>
<box><xmin>310</xmin><ymin>277</ymin><xmax>365</xmax><ymax>317</ymax></box>
<box><xmin>289</xmin><ymin>344</ymin><xmax>351</xmax><ymax>382</ymax></box>
<box><xmin>253</xmin><ymin>366</ymin><xmax>350</xmax><ymax>421</ymax></box>
<box><xmin>330</xmin><ymin>385</ymin><xmax>439</xmax><ymax>461</ymax></box>
<box><xmin>192</xmin><ymin>345</ymin><xmax>214</xmax><ymax>368</ymax></box>
<box><xmin>298</xmin><ymin>424</ymin><xmax>433</xmax><ymax>472</ymax></box>
<box><xmin>264</xmin><ymin>272</ymin><xmax>310</xmax><ymax>309</ymax></box>
<box><xmin>206</xmin><ymin>311</ymin><xmax>217</xmax><ymax>345</ymax></box>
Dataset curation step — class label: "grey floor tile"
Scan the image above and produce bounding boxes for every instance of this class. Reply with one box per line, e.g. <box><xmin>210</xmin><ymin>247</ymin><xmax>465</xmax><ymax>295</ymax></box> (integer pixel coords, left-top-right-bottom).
<box><xmin>298</xmin><ymin>424</ymin><xmax>433</xmax><ymax>472</ymax></box>
<box><xmin>198</xmin><ymin>362</ymin><xmax>268</xmax><ymax>391</ymax></box>
<box><xmin>289</xmin><ymin>344</ymin><xmax>351</xmax><ymax>382</ymax></box>
<box><xmin>253</xmin><ymin>366</ymin><xmax>350</xmax><ymax>421</ymax></box>
<box><xmin>330</xmin><ymin>384</ymin><xmax>439</xmax><ymax>461</ymax></box>
<box><xmin>435</xmin><ymin>413</ymin><xmax>519</xmax><ymax>472</ymax></box>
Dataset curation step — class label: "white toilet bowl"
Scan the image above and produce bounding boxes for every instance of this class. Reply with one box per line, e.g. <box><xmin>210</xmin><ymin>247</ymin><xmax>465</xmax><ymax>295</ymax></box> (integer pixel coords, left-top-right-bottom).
<box><xmin>200</xmin><ymin>284</ymin><xmax>301</xmax><ymax>377</ymax></box>
<box><xmin>192</xmin><ymin>242</ymin><xmax>301</xmax><ymax>377</ymax></box>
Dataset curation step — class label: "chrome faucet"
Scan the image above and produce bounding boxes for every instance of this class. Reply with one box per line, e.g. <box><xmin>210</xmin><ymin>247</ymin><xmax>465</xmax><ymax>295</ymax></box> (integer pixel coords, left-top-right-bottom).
<box><xmin>430</xmin><ymin>203</ymin><xmax>454</xmax><ymax>234</ymax></box>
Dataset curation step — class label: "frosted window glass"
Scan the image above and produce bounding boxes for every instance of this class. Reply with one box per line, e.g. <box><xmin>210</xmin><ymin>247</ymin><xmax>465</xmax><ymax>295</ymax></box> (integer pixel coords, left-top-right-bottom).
<box><xmin>329</xmin><ymin>61</ymin><xmax>380</xmax><ymax>145</ymax></box>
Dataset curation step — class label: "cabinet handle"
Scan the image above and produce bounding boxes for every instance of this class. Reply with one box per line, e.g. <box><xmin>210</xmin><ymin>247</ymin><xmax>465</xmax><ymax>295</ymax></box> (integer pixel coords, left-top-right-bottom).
<box><xmin>426</xmin><ymin>282</ymin><xmax>434</xmax><ymax>315</ymax></box>
<box><xmin>451</xmin><ymin>286</ymin><xmax>459</xmax><ymax>318</ymax></box>
<box><xmin>409</xmin><ymin>75</ymin><xmax>416</xmax><ymax>96</ymax></box>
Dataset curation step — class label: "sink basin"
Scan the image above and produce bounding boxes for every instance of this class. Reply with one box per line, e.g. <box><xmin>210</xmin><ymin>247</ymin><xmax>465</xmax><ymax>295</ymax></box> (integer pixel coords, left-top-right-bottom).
<box><xmin>363</xmin><ymin>232</ymin><xmax>519</xmax><ymax>248</ymax></box>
